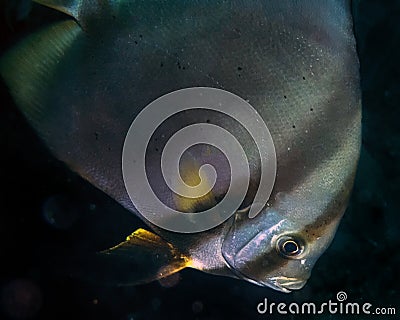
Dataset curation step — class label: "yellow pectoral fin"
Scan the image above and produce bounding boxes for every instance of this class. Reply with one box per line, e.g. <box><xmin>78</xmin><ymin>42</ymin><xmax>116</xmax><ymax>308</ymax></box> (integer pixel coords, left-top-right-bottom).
<box><xmin>95</xmin><ymin>228</ymin><xmax>192</xmax><ymax>285</ymax></box>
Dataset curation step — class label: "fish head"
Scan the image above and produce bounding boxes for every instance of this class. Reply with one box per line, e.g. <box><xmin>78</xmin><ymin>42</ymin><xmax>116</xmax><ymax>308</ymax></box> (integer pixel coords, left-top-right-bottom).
<box><xmin>215</xmin><ymin>0</ymin><xmax>361</xmax><ymax>292</ymax></box>
<box><xmin>222</xmin><ymin>186</ymin><xmax>351</xmax><ymax>293</ymax></box>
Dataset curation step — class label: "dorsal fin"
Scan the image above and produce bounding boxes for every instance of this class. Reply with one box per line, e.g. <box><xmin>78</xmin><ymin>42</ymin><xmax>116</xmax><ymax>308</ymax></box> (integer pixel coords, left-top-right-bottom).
<box><xmin>32</xmin><ymin>0</ymin><xmax>122</xmax><ymax>27</ymax></box>
<box><xmin>33</xmin><ymin>0</ymin><xmax>81</xmax><ymax>20</ymax></box>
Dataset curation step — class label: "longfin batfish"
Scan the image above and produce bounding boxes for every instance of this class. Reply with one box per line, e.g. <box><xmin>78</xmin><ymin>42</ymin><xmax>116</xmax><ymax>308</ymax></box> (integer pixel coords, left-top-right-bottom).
<box><xmin>0</xmin><ymin>0</ymin><xmax>361</xmax><ymax>292</ymax></box>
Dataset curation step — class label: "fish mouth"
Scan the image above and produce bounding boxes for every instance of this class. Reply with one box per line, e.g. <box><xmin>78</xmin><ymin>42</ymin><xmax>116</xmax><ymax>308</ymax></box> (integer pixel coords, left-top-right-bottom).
<box><xmin>261</xmin><ymin>277</ymin><xmax>307</xmax><ymax>293</ymax></box>
<box><xmin>227</xmin><ymin>265</ymin><xmax>307</xmax><ymax>293</ymax></box>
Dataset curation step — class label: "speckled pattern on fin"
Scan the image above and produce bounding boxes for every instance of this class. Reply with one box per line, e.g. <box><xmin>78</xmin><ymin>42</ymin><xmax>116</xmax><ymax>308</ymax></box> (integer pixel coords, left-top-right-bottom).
<box><xmin>96</xmin><ymin>228</ymin><xmax>192</xmax><ymax>285</ymax></box>
<box><xmin>0</xmin><ymin>20</ymin><xmax>81</xmax><ymax>133</ymax></box>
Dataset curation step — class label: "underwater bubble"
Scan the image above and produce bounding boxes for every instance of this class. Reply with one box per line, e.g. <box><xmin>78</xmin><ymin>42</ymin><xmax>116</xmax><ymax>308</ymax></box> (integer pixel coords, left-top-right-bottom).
<box><xmin>125</xmin><ymin>313</ymin><xmax>142</xmax><ymax>320</ymax></box>
<box><xmin>151</xmin><ymin>298</ymin><xmax>161</xmax><ymax>311</ymax></box>
<box><xmin>42</xmin><ymin>194</ymin><xmax>80</xmax><ymax>229</ymax></box>
<box><xmin>3</xmin><ymin>0</ymin><xmax>31</xmax><ymax>23</ymax></box>
<box><xmin>157</xmin><ymin>273</ymin><xmax>181</xmax><ymax>288</ymax></box>
<box><xmin>384</xmin><ymin>83</ymin><xmax>400</xmax><ymax>108</ymax></box>
<box><xmin>0</xmin><ymin>279</ymin><xmax>42</xmax><ymax>319</ymax></box>
<box><xmin>192</xmin><ymin>300</ymin><xmax>203</xmax><ymax>313</ymax></box>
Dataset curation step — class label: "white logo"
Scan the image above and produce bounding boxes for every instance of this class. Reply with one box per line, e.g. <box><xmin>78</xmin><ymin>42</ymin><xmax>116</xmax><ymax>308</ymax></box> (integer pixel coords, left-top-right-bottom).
<box><xmin>122</xmin><ymin>87</ymin><xmax>276</xmax><ymax>233</ymax></box>
<box><xmin>336</xmin><ymin>291</ymin><xmax>348</xmax><ymax>302</ymax></box>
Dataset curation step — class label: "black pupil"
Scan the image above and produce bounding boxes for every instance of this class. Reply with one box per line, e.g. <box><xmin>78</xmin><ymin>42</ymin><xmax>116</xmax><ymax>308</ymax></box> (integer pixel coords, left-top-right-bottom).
<box><xmin>283</xmin><ymin>240</ymin><xmax>299</xmax><ymax>254</ymax></box>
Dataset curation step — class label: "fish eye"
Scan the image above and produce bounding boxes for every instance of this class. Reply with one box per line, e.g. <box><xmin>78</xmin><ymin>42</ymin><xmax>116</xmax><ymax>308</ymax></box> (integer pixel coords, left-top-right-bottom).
<box><xmin>276</xmin><ymin>235</ymin><xmax>304</xmax><ymax>259</ymax></box>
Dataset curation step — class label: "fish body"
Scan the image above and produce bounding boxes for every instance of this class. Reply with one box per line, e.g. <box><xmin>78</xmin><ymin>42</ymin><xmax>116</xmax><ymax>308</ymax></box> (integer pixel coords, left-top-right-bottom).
<box><xmin>0</xmin><ymin>0</ymin><xmax>361</xmax><ymax>292</ymax></box>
